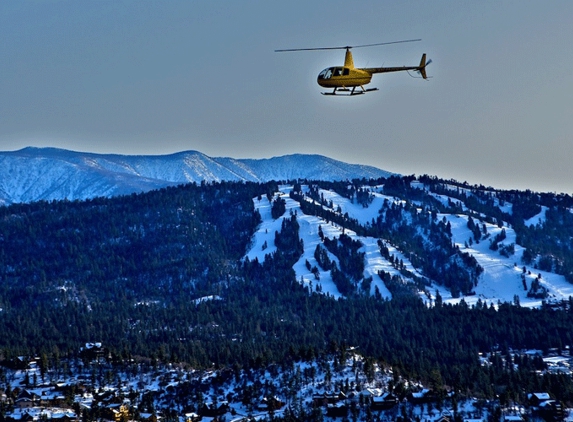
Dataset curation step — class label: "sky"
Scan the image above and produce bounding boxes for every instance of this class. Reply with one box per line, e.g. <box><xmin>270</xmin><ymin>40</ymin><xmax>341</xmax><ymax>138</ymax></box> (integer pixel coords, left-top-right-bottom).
<box><xmin>1</xmin><ymin>1</ymin><xmax>572</xmax><ymax>194</ymax></box>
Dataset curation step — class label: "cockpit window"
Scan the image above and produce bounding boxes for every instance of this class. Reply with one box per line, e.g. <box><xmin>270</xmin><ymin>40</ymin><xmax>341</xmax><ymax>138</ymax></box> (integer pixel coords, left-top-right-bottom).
<box><xmin>318</xmin><ymin>68</ymin><xmax>333</xmax><ymax>79</ymax></box>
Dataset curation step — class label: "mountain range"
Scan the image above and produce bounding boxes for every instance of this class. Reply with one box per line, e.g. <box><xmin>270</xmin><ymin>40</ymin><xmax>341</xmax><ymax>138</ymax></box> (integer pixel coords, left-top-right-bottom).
<box><xmin>2</xmin><ymin>147</ymin><xmax>573</xmax><ymax>384</ymax></box>
<box><xmin>1</xmin><ymin>147</ymin><xmax>573</xmax><ymax>404</ymax></box>
<box><xmin>2</xmin><ymin>147</ymin><xmax>573</xmax><ymax>310</ymax></box>
<box><xmin>0</xmin><ymin>147</ymin><xmax>392</xmax><ymax>205</ymax></box>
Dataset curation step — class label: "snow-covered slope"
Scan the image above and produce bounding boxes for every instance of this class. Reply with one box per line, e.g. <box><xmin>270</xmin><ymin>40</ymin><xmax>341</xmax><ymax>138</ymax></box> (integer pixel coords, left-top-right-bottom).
<box><xmin>0</xmin><ymin>147</ymin><xmax>393</xmax><ymax>205</ymax></box>
<box><xmin>245</xmin><ymin>184</ymin><xmax>573</xmax><ymax>309</ymax></box>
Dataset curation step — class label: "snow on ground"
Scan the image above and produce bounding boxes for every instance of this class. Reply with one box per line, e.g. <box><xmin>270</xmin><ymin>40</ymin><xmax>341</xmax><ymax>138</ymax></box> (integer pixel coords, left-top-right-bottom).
<box><xmin>244</xmin><ymin>185</ymin><xmax>573</xmax><ymax>308</ymax></box>
<box><xmin>354</xmin><ymin>236</ymin><xmax>393</xmax><ymax>298</ymax></box>
<box><xmin>496</xmin><ymin>199</ymin><xmax>513</xmax><ymax>215</ymax></box>
<box><xmin>246</xmin><ymin>187</ymin><xmax>347</xmax><ymax>299</ymax></box>
<box><xmin>245</xmin><ymin>194</ymin><xmax>280</xmax><ymax>259</ymax></box>
<box><xmin>316</xmin><ymin>188</ymin><xmax>394</xmax><ymax>226</ymax></box>
<box><xmin>291</xmin><ymin>212</ymin><xmax>344</xmax><ymax>299</ymax></box>
<box><xmin>439</xmin><ymin>212</ymin><xmax>573</xmax><ymax>308</ymax></box>
<box><xmin>428</xmin><ymin>191</ymin><xmax>467</xmax><ymax>211</ymax></box>
<box><xmin>525</xmin><ymin>206</ymin><xmax>548</xmax><ymax>227</ymax></box>
<box><xmin>244</xmin><ymin>187</ymin><xmax>424</xmax><ymax>300</ymax></box>
<box><xmin>193</xmin><ymin>295</ymin><xmax>222</xmax><ymax>305</ymax></box>
<box><xmin>416</xmin><ymin>181</ymin><xmax>513</xmax><ymax>219</ymax></box>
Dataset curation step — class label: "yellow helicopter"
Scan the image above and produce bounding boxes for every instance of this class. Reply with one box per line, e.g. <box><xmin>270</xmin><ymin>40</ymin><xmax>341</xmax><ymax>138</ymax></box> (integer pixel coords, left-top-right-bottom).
<box><xmin>275</xmin><ymin>39</ymin><xmax>431</xmax><ymax>96</ymax></box>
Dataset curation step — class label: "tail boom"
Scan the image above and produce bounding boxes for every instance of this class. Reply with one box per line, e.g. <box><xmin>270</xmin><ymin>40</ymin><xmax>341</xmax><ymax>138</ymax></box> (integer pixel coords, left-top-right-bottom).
<box><xmin>363</xmin><ymin>53</ymin><xmax>428</xmax><ymax>79</ymax></box>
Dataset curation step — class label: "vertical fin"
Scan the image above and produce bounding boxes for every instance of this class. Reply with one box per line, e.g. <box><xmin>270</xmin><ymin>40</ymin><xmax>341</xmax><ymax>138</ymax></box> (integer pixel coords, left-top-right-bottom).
<box><xmin>344</xmin><ymin>48</ymin><xmax>354</xmax><ymax>69</ymax></box>
<box><xmin>418</xmin><ymin>53</ymin><xmax>427</xmax><ymax>79</ymax></box>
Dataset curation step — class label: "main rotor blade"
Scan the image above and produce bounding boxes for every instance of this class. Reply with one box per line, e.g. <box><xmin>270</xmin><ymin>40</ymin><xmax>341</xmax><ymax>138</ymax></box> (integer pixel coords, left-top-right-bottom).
<box><xmin>351</xmin><ymin>39</ymin><xmax>422</xmax><ymax>49</ymax></box>
<box><xmin>275</xmin><ymin>46</ymin><xmax>349</xmax><ymax>52</ymax></box>
<box><xmin>275</xmin><ymin>38</ymin><xmax>421</xmax><ymax>52</ymax></box>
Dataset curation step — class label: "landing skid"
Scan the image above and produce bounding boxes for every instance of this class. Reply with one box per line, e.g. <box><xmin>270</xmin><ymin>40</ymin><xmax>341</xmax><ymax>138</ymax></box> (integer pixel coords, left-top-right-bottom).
<box><xmin>321</xmin><ymin>86</ymin><xmax>379</xmax><ymax>96</ymax></box>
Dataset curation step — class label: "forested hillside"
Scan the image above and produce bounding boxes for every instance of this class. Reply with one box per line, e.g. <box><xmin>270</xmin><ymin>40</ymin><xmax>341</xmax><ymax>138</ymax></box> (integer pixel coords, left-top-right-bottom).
<box><xmin>2</xmin><ymin>177</ymin><xmax>573</xmax><ymax>399</ymax></box>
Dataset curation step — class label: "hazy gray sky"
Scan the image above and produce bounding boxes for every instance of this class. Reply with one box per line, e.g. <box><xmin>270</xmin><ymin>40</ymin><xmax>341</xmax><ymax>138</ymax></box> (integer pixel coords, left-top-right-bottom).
<box><xmin>1</xmin><ymin>1</ymin><xmax>572</xmax><ymax>193</ymax></box>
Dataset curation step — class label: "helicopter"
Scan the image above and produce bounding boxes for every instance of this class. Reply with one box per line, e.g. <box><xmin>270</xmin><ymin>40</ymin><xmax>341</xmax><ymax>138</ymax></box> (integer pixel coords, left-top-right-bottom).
<box><xmin>275</xmin><ymin>39</ymin><xmax>431</xmax><ymax>96</ymax></box>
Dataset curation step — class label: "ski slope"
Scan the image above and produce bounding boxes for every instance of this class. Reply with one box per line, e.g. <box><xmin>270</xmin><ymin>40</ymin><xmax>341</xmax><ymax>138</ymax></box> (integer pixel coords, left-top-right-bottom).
<box><xmin>245</xmin><ymin>184</ymin><xmax>573</xmax><ymax>308</ymax></box>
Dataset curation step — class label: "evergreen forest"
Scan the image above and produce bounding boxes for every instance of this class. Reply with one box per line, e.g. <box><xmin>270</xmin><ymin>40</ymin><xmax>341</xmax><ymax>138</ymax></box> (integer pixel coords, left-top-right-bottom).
<box><xmin>2</xmin><ymin>178</ymin><xmax>573</xmax><ymax>403</ymax></box>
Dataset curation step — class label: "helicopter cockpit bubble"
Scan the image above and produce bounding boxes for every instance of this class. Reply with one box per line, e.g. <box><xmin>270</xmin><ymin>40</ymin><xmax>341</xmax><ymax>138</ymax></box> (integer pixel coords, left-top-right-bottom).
<box><xmin>318</xmin><ymin>68</ymin><xmax>333</xmax><ymax>79</ymax></box>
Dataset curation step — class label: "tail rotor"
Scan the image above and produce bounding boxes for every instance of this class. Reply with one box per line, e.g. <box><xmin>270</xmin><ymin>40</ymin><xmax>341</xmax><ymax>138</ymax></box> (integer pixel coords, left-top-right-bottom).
<box><xmin>417</xmin><ymin>54</ymin><xmax>432</xmax><ymax>79</ymax></box>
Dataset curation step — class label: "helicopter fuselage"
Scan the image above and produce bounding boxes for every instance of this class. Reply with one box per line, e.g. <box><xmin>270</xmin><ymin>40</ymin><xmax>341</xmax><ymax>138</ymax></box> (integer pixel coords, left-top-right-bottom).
<box><xmin>275</xmin><ymin>39</ymin><xmax>428</xmax><ymax>95</ymax></box>
<box><xmin>317</xmin><ymin>67</ymin><xmax>372</xmax><ymax>88</ymax></box>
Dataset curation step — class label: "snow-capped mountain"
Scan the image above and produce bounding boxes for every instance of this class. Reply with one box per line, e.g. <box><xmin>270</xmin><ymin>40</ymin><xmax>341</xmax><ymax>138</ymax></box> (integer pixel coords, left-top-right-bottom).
<box><xmin>0</xmin><ymin>147</ymin><xmax>392</xmax><ymax>205</ymax></box>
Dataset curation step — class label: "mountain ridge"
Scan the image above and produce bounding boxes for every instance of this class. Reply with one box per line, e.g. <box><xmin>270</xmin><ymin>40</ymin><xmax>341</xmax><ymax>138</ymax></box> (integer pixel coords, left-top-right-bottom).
<box><xmin>0</xmin><ymin>147</ymin><xmax>393</xmax><ymax>205</ymax></box>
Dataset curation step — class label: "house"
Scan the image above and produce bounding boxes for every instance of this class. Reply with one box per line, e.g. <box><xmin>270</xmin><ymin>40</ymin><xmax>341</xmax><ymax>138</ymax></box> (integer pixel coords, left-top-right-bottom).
<box><xmin>371</xmin><ymin>392</ymin><xmax>398</xmax><ymax>410</ymax></box>
<box><xmin>2</xmin><ymin>357</ymin><xmax>32</xmax><ymax>370</ymax></box>
<box><xmin>409</xmin><ymin>389</ymin><xmax>438</xmax><ymax>404</ymax></box>
<box><xmin>100</xmin><ymin>404</ymin><xmax>129</xmax><ymax>422</ymax></box>
<box><xmin>184</xmin><ymin>413</ymin><xmax>201</xmax><ymax>422</ymax></box>
<box><xmin>40</xmin><ymin>410</ymin><xmax>78</xmax><ymax>422</ymax></box>
<box><xmin>14</xmin><ymin>397</ymin><xmax>35</xmax><ymax>409</ymax></box>
<box><xmin>529</xmin><ymin>392</ymin><xmax>552</xmax><ymax>407</ymax></box>
<box><xmin>198</xmin><ymin>401</ymin><xmax>229</xmax><ymax>417</ymax></box>
<box><xmin>538</xmin><ymin>400</ymin><xmax>565</xmax><ymax>422</ymax></box>
<box><xmin>258</xmin><ymin>396</ymin><xmax>285</xmax><ymax>411</ymax></box>
<box><xmin>503</xmin><ymin>414</ymin><xmax>524</xmax><ymax>422</ymax></box>
<box><xmin>139</xmin><ymin>412</ymin><xmax>158</xmax><ymax>422</ymax></box>
<box><xmin>79</xmin><ymin>343</ymin><xmax>107</xmax><ymax>360</ymax></box>
<box><xmin>15</xmin><ymin>390</ymin><xmax>40</xmax><ymax>409</ymax></box>
<box><xmin>312</xmin><ymin>391</ymin><xmax>347</xmax><ymax>407</ymax></box>
<box><xmin>5</xmin><ymin>411</ymin><xmax>35</xmax><ymax>422</ymax></box>
<box><xmin>360</xmin><ymin>388</ymin><xmax>382</xmax><ymax>399</ymax></box>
